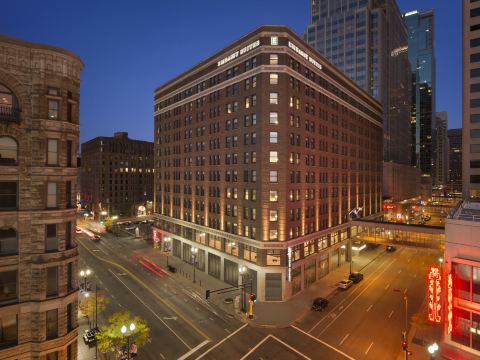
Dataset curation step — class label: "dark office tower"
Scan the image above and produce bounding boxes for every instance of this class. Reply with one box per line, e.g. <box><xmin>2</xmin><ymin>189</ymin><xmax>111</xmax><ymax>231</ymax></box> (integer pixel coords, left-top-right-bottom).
<box><xmin>0</xmin><ymin>35</ymin><xmax>83</xmax><ymax>359</ymax></box>
<box><xmin>448</xmin><ymin>128</ymin><xmax>462</xmax><ymax>193</ymax></box>
<box><xmin>154</xmin><ymin>26</ymin><xmax>383</xmax><ymax>301</ymax></box>
<box><xmin>433</xmin><ymin>112</ymin><xmax>448</xmax><ymax>187</ymax></box>
<box><xmin>404</xmin><ymin>10</ymin><xmax>436</xmax><ymax>178</ymax></box>
<box><xmin>305</xmin><ymin>0</ymin><xmax>414</xmax><ymax>201</ymax></box>
<box><xmin>463</xmin><ymin>0</ymin><xmax>480</xmax><ymax>198</ymax></box>
<box><xmin>80</xmin><ymin>132</ymin><xmax>154</xmax><ymax>217</ymax></box>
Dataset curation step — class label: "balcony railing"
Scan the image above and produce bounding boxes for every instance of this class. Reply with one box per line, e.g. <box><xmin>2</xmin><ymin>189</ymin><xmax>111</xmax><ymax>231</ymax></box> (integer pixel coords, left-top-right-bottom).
<box><xmin>0</xmin><ymin>105</ymin><xmax>20</xmax><ymax>122</ymax></box>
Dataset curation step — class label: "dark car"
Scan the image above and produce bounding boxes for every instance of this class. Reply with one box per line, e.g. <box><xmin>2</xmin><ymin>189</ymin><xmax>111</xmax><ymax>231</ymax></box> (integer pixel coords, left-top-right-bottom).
<box><xmin>83</xmin><ymin>329</ymin><xmax>96</xmax><ymax>344</ymax></box>
<box><xmin>311</xmin><ymin>297</ymin><xmax>329</xmax><ymax>311</ymax></box>
<box><xmin>349</xmin><ymin>272</ymin><xmax>364</xmax><ymax>284</ymax></box>
<box><xmin>386</xmin><ymin>245</ymin><xmax>396</xmax><ymax>252</ymax></box>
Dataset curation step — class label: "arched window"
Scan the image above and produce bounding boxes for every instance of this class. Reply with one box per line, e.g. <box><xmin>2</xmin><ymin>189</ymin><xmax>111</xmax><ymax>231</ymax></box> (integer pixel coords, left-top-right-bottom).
<box><xmin>0</xmin><ymin>137</ymin><xmax>18</xmax><ymax>165</ymax></box>
<box><xmin>0</xmin><ymin>228</ymin><xmax>18</xmax><ymax>255</ymax></box>
<box><xmin>0</xmin><ymin>84</ymin><xmax>20</xmax><ymax>121</ymax></box>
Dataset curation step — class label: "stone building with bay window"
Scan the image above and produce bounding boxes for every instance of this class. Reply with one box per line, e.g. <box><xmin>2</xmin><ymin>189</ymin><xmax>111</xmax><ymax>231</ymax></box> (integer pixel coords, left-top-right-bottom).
<box><xmin>0</xmin><ymin>35</ymin><xmax>82</xmax><ymax>359</ymax></box>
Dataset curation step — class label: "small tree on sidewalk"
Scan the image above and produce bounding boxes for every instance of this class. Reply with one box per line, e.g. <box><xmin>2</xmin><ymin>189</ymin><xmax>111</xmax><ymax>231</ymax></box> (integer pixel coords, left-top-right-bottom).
<box><xmin>96</xmin><ymin>311</ymin><xmax>151</xmax><ymax>355</ymax></box>
<box><xmin>79</xmin><ymin>293</ymin><xmax>110</xmax><ymax>327</ymax></box>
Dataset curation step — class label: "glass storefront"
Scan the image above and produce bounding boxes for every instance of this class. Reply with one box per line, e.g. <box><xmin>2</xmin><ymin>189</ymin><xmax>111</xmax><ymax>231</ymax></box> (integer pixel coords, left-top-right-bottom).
<box><xmin>304</xmin><ymin>261</ymin><xmax>316</xmax><ymax>289</ymax></box>
<box><xmin>291</xmin><ymin>268</ymin><xmax>302</xmax><ymax>296</ymax></box>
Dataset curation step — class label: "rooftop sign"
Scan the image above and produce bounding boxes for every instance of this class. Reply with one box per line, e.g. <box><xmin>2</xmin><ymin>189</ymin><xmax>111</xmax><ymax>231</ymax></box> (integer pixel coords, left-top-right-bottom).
<box><xmin>217</xmin><ymin>40</ymin><xmax>260</xmax><ymax>67</ymax></box>
<box><xmin>288</xmin><ymin>41</ymin><xmax>322</xmax><ymax>71</ymax></box>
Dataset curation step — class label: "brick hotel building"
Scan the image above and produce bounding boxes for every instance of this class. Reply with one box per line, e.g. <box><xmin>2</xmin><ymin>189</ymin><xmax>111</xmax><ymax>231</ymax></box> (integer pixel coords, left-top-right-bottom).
<box><xmin>153</xmin><ymin>26</ymin><xmax>383</xmax><ymax>301</ymax></box>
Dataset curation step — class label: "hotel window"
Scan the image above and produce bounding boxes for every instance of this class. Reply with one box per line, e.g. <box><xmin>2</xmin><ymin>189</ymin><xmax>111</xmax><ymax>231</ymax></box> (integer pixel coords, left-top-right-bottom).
<box><xmin>46</xmin><ymin>309</ymin><xmax>58</xmax><ymax>340</ymax></box>
<box><xmin>243</xmin><ymin>245</ymin><xmax>257</xmax><ymax>263</ymax></box>
<box><xmin>267</xmin><ymin>249</ymin><xmax>281</xmax><ymax>265</ymax></box>
<box><xmin>269</xmin><ymin>229</ymin><xmax>278</xmax><ymax>241</ymax></box>
<box><xmin>269</xmin><ymin>92</ymin><xmax>278</xmax><ymax>105</ymax></box>
<box><xmin>269</xmin><ymin>209</ymin><xmax>278</xmax><ymax>222</ymax></box>
<box><xmin>252</xmin><ymin>76</ymin><xmax>257</xmax><ymax>88</ymax></box>
<box><xmin>0</xmin><ymin>314</ymin><xmax>17</xmax><ymax>348</ymax></box>
<box><xmin>251</xmin><ymin>208</ymin><xmax>257</xmax><ymax>220</ymax></box>
<box><xmin>251</xmin><ymin>151</ymin><xmax>257</xmax><ymax>163</ymax></box>
<box><xmin>0</xmin><ymin>182</ymin><xmax>17</xmax><ymax>210</ymax></box>
<box><xmin>269</xmin><ymin>112</ymin><xmax>278</xmax><ymax>124</ymax></box>
<box><xmin>269</xmin><ymin>170</ymin><xmax>278</xmax><ymax>183</ymax></box>
<box><xmin>46</xmin><ymin>266</ymin><xmax>58</xmax><ymax>297</ymax></box>
<box><xmin>269</xmin><ymin>190</ymin><xmax>278</xmax><ymax>202</ymax></box>
<box><xmin>48</xmin><ymin>100</ymin><xmax>59</xmax><ymax>120</ymax></box>
<box><xmin>0</xmin><ymin>228</ymin><xmax>17</xmax><ymax>255</ymax></box>
<box><xmin>47</xmin><ymin>182</ymin><xmax>57</xmax><ymax>208</ymax></box>
<box><xmin>269</xmin><ymin>151</ymin><xmax>278</xmax><ymax>163</ymax></box>
<box><xmin>47</xmin><ymin>139</ymin><xmax>58</xmax><ymax>165</ymax></box>
<box><xmin>252</xmin><ymin>113</ymin><xmax>257</xmax><ymax>125</ymax></box>
<box><xmin>0</xmin><ymin>271</ymin><xmax>17</xmax><ymax>303</ymax></box>
<box><xmin>46</xmin><ymin>224</ymin><xmax>58</xmax><ymax>252</ymax></box>
<box><xmin>303</xmin><ymin>240</ymin><xmax>315</xmax><ymax>257</ymax></box>
<box><xmin>270</xmin><ymin>36</ymin><xmax>279</xmax><ymax>46</ymax></box>
<box><xmin>295</xmin><ymin>98</ymin><xmax>300</xmax><ymax>110</ymax></box>
<box><xmin>269</xmin><ymin>132</ymin><xmax>278</xmax><ymax>144</ymax></box>
<box><xmin>245</xmin><ymin>78</ymin><xmax>250</xmax><ymax>90</ymax></box>
<box><xmin>244</xmin><ymin>189</ymin><xmax>249</xmax><ymax>200</ymax></box>
<box><xmin>245</xmin><ymin>97</ymin><xmax>250</xmax><ymax>109</ymax></box>
<box><xmin>270</xmin><ymin>73</ymin><xmax>278</xmax><ymax>85</ymax></box>
<box><xmin>289</xmin><ymin>97</ymin><xmax>294</xmax><ymax>108</ymax></box>
<box><xmin>0</xmin><ymin>137</ymin><xmax>18</xmax><ymax>165</ymax></box>
<box><xmin>270</xmin><ymin>54</ymin><xmax>279</xmax><ymax>65</ymax></box>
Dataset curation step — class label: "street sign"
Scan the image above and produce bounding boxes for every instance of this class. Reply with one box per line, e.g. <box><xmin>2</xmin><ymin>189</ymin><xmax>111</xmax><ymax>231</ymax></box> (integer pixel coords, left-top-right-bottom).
<box><xmin>165</xmin><ymin>251</ymin><xmax>171</xmax><ymax>257</ymax></box>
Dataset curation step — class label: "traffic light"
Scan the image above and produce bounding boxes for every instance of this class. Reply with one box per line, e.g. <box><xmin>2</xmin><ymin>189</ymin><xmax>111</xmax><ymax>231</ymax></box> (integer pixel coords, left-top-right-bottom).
<box><xmin>402</xmin><ymin>341</ymin><xmax>408</xmax><ymax>350</ymax></box>
<box><xmin>205</xmin><ymin>290</ymin><xmax>210</xmax><ymax>300</ymax></box>
<box><xmin>401</xmin><ymin>331</ymin><xmax>408</xmax><ymax>351</ymax></box>
<box><xmin>249</xmin><ymin>293</ymin><xmax>257</xmax><ymax>303</ymax></box>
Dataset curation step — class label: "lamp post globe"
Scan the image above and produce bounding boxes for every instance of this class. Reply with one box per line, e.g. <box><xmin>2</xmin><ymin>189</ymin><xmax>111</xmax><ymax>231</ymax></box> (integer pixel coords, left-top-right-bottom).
<box><xmin>121</xmin><ymin>325</ymin><xmax>127</xmax><ymax>334</ymax></box>
<box><xmin>129</xmin><ymin>323</ymin><xmax>135</xmax><ymax>331</ymax></box>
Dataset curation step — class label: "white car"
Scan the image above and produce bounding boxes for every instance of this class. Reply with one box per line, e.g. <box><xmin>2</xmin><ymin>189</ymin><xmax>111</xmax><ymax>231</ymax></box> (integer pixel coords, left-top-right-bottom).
<box><xmin>338</xmin><ymin>280</ymin><xmax>353</xmax><ymax>290</ymax></box>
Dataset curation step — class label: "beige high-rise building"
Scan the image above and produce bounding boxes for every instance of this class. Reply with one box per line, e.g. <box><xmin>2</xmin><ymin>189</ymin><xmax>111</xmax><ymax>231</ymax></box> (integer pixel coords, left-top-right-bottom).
<box><xmin>0</xmin><ymin>35</ymin><xmax>83</xmax><ymax>359</ymax></box>
<box><xmin>463</xmin><ymin>0</ymin><xmax>480</xmax><ymax>197</ymax></box>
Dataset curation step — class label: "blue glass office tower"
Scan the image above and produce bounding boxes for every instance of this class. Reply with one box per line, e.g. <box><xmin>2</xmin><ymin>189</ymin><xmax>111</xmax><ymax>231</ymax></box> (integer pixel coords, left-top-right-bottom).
<box><xmin>404</xmin><ymin>10</ymin><xmax>436</xmax><ymax>177</ymax></box>
<box><xmin>305</xmin><ymin>0</ymin><xmax>413</xmax><ymax>199</ymax></box>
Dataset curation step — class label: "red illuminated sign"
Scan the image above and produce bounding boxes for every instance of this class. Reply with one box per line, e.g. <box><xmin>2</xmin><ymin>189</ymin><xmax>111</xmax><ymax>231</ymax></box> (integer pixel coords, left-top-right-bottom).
<box><xmin>447</xmin><ymin>273</ymin><xmax>452</xmax><ymax>334</ymax></box>
<box><xmin>428</xmin><ymin>267</ymin><xmax>442</xmax><ymax>323</ymax></box>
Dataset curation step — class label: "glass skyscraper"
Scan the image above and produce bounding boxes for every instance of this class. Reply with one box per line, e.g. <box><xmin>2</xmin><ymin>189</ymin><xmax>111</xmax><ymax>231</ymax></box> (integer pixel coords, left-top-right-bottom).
<box><xmin>305</xmin><ymin>0</ymin><xmax>413</xmax><ymax>198</ymax></box>
<box><xmin>404</xmin><ymin>10</ymin><xmax>436</xmax><ymax>177</ymax></box>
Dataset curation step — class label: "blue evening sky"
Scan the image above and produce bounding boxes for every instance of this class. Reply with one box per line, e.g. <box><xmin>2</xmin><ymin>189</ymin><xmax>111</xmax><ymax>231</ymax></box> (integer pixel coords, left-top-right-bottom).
<box><xmin>1</xmin><ymin>0</ymin><xmax>460</xmax><ymax>143</ymax></box>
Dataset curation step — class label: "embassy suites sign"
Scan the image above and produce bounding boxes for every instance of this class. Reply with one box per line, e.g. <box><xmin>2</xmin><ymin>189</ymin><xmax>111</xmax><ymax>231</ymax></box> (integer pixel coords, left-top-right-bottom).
<box><xmin>217</xmin><ymin>40</ymin><xmax>261</xmax><ymax>67</ymax></box>
<box><xmin>288</xmin><ymin>41</ymin><xmax>323</xmax><ymax>71</ymax></box>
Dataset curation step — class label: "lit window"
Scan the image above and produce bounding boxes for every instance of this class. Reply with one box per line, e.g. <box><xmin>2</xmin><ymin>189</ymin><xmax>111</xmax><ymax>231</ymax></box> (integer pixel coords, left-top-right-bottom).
<box><xmin>48</xmin><ymin>100</ymin><xmax>59</xmax><ymax>119</ymax></box>
<box><xmin>269</xmin><ymin>151</ymin><xmax>278</xmax><ymax>163</ymax></box>
<box><xmin>270</xmin><ymin>36</ymin><xmax>279</xmax><ymax>46</ymax></box>
<box><xmin>270</xmin><ymin>73</ymin><xmax>278</xmax><ymax>85</ymax></box>
<box><xmin>270</xmin><ymin>54</ymin><xmax>279</xmax><ymax>65</ymax></box>
<box><xmin>269</xmin><ymin>92</ymin><xmax>278</xmax><ymax>105</ymax></box>
<box><xmin>0</xmin><ymin>137</ymin><xmax>17</xmax><ymax>165</ymax></box>
<box><xmin>269</xmin><ymin>171</ymin><xmax>278</xmax><ymax>183</ymax></box>
<box><xmin>269</xmin><ymin>132</ymin><xmax>278</xmax><ymax>144</ymax></box>
<box><xmin>269</xmin><ymin>229</ymin><xmax>278</xmax><ymax>240</ymax></box>
<box><xmin>245</xmin><ymin>97</ymin><xmax>250</xmax><ymax>109</ymax></box>
<box><xmin>269</xmin><ymin>190</ymin><xmax>278</xmax><ymax>202</ymax></box>
<box><xmin>47</xmin><ymin>139</ymin><xmax>58</xmax><ymax>165</ymax></box>
<box><xmin>289</xmin><ymin>97</ymin><xmax>294</xmax><ymax>108</ymax></box>
<box><xmin>269</xmin><ymin>210</ymin><xmax>278</xmax><ymax>222</ymax></box>
<box><xmin>269</xmin><ymin>112</ymin><xmax>278</xmax><ymax>124</ymax></box>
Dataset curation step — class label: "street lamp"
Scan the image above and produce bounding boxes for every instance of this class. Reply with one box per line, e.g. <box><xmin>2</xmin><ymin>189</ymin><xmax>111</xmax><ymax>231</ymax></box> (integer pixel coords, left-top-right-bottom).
<box><xmin>427</xmin><ymin>342</ymin><xmax>438</xmax><ymax>359</ymax></box>
<box><xmin>120</xmin><ymin>323</ymin><xmax>136</xmax><ymax>360</ymax></box>
<box><xmin>164</xmin><ymin>237</ymin><xmax>171</xmax><ymax>266</ymax></box>
<box><xmin>239</xmin><ymin>266</ymin><xmax>248</xmax><ymax>312</ymax></box>
<box><xmin>191</xmin><ymin>247</ymin><xmax>198</xmax><ymax>283</ymax></box>
<box><xmin>80</xmin><ymin>269</ymin><xmax>91</xmax><ymax>291</ymax></box>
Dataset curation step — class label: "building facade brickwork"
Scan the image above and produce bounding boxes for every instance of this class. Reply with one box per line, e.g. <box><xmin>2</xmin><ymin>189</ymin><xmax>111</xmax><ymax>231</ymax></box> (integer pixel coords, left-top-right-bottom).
<box><xmin>80</xmin><ymin>132</ymin><xmax>154</xmax><ymax>217</ymax></box>
<box><xmin>0</xmin><ymin>35</ymin><xmax>82</xmax><ymax>359</ymax></box>
<box><xmin>153</xmin><ymin>26</ymin><xmax>383</xmax><ymax>301</ymax></box>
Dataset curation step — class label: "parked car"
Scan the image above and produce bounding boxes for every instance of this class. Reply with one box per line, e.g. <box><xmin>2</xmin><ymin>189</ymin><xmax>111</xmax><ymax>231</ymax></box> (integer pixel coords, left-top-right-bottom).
<box><xmin>83</xmin><ymin>329</ymin><xmax>96</xmax><ymax>344</ymax></box>
<box><xmin>75</xmin><ymin>227</ymin><xmax>83</xmax><ymax>234</ymax></box>
<box><xmin>91</xmin><ymin>234</ymin><xmax>101</xmax><ymax>241</ymax></box>
<box><xmin>311</xmin><ymin>297</ymin><xmax>329</xmax><ymax>311</ymax></box>
<box><xmin>125</xmin><ymin>226</ymin><xmax>136</xmax><ymax>231</ymax></box>
<box><xmin>349</xmin><ymin>272</ymin><xmax>364</xmax><ymax>284</ymax></box>
<box><xmin>337</xmin><ymin>280</ymin><xmax>353</xmax><ymax>290</ymax></box>
<box><xmin>386</xmin><ymin>245</ymin><xmax>396</xmax><ymax>252</ymax></box>
<box><xmin>141</xmin><ymin>220</ymin><xmax>148</xmax><ymax>224</ymax></box>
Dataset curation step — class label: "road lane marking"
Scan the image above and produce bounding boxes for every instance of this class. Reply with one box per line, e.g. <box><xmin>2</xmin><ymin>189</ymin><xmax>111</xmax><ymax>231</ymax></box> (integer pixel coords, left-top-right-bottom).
<box><xmin>339</xmin><ymin>333</ymin><xmax>350</xmax><ymax>345</ymax></box>
<box><xmin>313</xmin><ymin>258</ymin><xmax>397</xmax><ymax>336</ymax></box>
<box><xmin>385</xmin><ymin>283</ymin><xmax>390</xmax><ymax>290</ymax></box>
<box><xmin>388</xmin><ymin>310</ymin><xmax>394</xmax><ymax>319</ymax></box>
<box><xmin>178</xmin><ymin>340</ymin><xmax>210</xmax><ymax>360</ymax></box>
<box><xmin>224</xmin><ymin>328</ymin><xmax>230</xmax><ymax>333</ymax></box>
<box><xmin>365</xmin><ymin>342</ymin><xmax>374</xmax><ymax>355</ymax></box>
<box><xmin>160</xmin><ymin>353</ymin><xmax>166</xmax><ymax>360</ymax></box>
<box><xmin>78</xmin><ymin>238</ymin><xmax>210</xmax><ymax>341</ymax></box>
<box><xmin>109</xmin><ymin>269</ymin><xmax>192</xmax><ymax>350</ymax></box>
<box><xmin>239</xmin><ymin>335</ymin><xmax>311</xmax><ymax>360</ymax></box>
<box><xmin>398</xmin><ymin>269</ymin><xmax>402</xmax><ymax>274</ymax></box>
<box><xmin>308</xmin><ymin>256</ymin><xmax>396</xmax><ymax>333</ymax></box>
<box><xmin>366</xmin><ymin>304</ymin><xmax>373</xmax><ymax>312</ymax></box>
<box><xmin>196</xmin><ymin>324</ymin><xmax>248</xmax><ymax>359</ymax></box>
<box><xmin>291</xmin><ymin>326</ymin><xmax>355</xmax><ymax>360</ymax></box>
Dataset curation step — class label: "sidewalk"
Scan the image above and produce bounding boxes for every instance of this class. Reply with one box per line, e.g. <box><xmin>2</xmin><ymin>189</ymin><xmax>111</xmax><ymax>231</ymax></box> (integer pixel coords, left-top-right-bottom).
<box><xmin>77</xmin><ymin>313</ymin><xmax>101</xmax><ymax>360</ymax></box>
<box><xmin>133</xmin><ymin>245</ymin><xmax>385</xmax><ymax>327</ymax></box>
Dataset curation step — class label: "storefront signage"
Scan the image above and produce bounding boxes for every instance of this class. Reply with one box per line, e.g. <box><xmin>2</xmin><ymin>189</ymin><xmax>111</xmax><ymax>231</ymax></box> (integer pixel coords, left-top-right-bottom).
<box><xmin>428</xmin><ymin>267</ymin><xmax>442</xmax><ymax>323</ymax></box>
<box><xmin>288</xmin><ymin>41</ymin><xmax>323</xmax><ymax>71</ymax></box>
<box><xmin>217</xmin><ymin>40</ymin><xmax>260</xmax><ymax>67</ymax></box>
<box><xmin>287</xmin><ymin>247</ymin><xmax>292</xmax><ymax>282</ymax></box>
<box><xmin>447</xmin><ymin>273</ymin><xmax>453</xmax><ymax>334</ymax></box>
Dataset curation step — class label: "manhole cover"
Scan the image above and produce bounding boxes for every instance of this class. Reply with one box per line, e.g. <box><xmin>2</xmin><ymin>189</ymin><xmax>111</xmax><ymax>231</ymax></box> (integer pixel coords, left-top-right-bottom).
<box><xmin>224</xmin><ymin>298</ymin><xmax>233</xmax><ymax>304</ymax></box>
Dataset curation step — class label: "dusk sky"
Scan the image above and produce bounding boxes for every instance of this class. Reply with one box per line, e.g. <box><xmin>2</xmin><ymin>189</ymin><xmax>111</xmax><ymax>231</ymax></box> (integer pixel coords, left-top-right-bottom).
<box><xmin>2</xmin><ymin>0</ymin><xmax>461</xmax><ymax>143</ymax></box>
